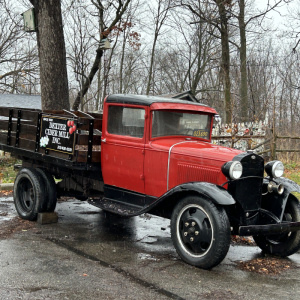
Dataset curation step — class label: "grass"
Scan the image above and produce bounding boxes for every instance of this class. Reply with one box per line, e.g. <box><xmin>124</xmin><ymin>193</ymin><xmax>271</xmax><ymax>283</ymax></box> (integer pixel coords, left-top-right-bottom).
<box><xmin>0</xmin><ymin>156</ymin><xmax>20</xmax><ymax>184</ymax></box>
<box><xmin>284</xmin><ymin>162</ymin><xmax>300</xmax><ymax>199</ymax></box>
<box><xmin>284</xmin><ymin>162</ymin><xmax>300</xmax><ymax>185</ymax></box>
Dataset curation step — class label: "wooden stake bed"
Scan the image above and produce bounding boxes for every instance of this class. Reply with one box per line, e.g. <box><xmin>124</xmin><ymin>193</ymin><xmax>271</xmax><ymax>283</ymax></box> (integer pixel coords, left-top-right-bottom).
<box><xmin>0</xmin><ymin>107</ymin><xmax>103</xmax><ymax>171</ymax></box>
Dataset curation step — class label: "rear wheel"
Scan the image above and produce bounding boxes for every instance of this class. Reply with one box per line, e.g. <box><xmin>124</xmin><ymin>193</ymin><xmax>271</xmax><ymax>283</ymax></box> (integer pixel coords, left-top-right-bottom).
<box><xmin>14</xmin><ymin>168</ymin><xmax>45</xmax><ymax>220</ymax></box>
<box><xmin>36</xmin><ymin>168</ymin><xmax>57</xmax><ymax>212</ymax></box>
<box><xmin>253</xmin><ymin>196</ymin><xmax>300</xmax><ymax>257</ymax></box>
<box><xmin>171</xmin><ymin>195</ymin><xmax>231</xmax><ymax>269</ymax></box>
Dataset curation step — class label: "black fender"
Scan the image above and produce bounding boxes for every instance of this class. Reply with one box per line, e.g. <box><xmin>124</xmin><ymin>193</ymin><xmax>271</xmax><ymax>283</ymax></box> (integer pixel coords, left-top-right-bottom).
<box><xmin>261</xmin><ymin>177</ymin><xmax>300</xmax><ymax>221</ymax></box>
<box><xmin>147</xmin><ymin>182</ymin><xmax>235</xmax><ymax>218</ymax></box>
<box><xmin>273</xmin><ymin>177</ymin><xmax>300</xmax><ymax>194</ymax></box>
<box><xmin>156</xmin><ymin>182</ymin><xmax>235</xmax><ymax>206</ymax></box>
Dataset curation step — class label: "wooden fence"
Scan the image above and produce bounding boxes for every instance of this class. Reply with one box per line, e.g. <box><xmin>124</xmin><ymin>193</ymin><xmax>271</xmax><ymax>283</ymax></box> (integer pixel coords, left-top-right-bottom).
<box><xmin>212</xmin><ymin>121</ymin><xmax>300</xmax><ymax>160</ymax></box>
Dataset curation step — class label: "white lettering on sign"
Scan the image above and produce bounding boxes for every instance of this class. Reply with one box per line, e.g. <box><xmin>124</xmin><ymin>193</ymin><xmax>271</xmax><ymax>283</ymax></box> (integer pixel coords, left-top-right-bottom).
<box><xmin>49</xmin><ymin>122</ymin><xmax>67</xmax><ymax>131</ymax></box>
<box><xmin>52</xmin><ymin>137</ymin><xmax>61</xmax><ymax>144</ymax></box>
<box><xmin>59</xmin><ymin>131</ymin><xmax>70</xmax><ymax>138</ymax></box>
<box><xmin>45</xmin><ymin>129</ymin><xmax>58</xmax><ymax>136</ymax></box>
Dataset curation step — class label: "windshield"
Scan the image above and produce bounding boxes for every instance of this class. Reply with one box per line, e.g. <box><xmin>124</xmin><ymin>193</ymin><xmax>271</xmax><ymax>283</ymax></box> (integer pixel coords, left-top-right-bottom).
<box><xmin>152</xmin><ymin>110</ymin><xmax>211</xmax><ymax>140</ymax></box>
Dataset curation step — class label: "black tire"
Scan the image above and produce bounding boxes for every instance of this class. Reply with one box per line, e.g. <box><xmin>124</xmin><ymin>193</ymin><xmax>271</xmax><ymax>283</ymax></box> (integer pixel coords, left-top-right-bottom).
<box><xmin>13</xmin><ymin>168</ymin><xmax>45</xmax><ymax>220</ymax></box>
<box><xmin>171</xmin><ymin>195</ymin><xmax>231</xmax><ymax>269</ymax></box>
<box><xmin>36</xmin><ymin>168</ymin><xmax>57</xmax><ymax>212</ymax></box>
<box><xmin>253</xmin><ymin>196</ymin><xmax>300</xmax><ymax>257</ymax></box>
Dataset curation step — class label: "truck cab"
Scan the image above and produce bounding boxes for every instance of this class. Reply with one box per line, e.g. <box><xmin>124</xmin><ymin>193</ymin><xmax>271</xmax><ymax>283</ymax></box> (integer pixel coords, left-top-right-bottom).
<box><xmin>101</xmin><ymin>94</ymin><xmax>239</xmax><ymax>200</ymax></box>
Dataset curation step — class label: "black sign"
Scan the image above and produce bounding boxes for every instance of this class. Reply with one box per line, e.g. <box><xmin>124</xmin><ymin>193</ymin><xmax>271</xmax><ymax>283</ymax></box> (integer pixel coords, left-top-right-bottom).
<box><xmin>40</xmin><ymin>115</ymin><xmax>77</xmax><ymax>154</ymax></box>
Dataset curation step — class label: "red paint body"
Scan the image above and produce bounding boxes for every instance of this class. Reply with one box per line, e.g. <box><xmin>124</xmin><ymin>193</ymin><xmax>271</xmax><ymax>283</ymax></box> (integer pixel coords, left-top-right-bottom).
<box><xmin>101</xmin><ymin>98</ymin><xmax>242</xmax><ymax>197</ymax></box>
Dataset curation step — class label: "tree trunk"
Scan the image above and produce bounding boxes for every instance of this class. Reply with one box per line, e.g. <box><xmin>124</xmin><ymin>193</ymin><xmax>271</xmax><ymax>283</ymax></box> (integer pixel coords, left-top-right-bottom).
<box><xmin>72</xmin><ymin>49</ymin><xmax>104</xmax><ymax>111</ymax></box>
<box><xmin>146</xmin><ymin>34</ymin><xmax>158</xmax><ymax>95</ymax></box>
<box><xmin>30</xmin><ymin>0</ymin><xmax>69</xmax><ymax>110</ymax></box>
<box><xmin>215</xmin><ymin>0</ymin><xmax>232</xmax><ymax>124</ymax></box>
<box><xmin>238</xmin><ymin>0</ymin><xmax>248</xmax><ymax>122</ymax></box>
<box><xmin>119</xmin><ymin>29</ymin><xmax>127</xmax><ymax>94</ymax></box>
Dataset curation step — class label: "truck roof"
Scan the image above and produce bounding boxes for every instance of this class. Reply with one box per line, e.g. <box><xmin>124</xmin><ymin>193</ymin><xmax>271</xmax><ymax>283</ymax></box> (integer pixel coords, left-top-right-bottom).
<box><xmin>106</xmin><ymin>94</ymin><xmax>211</xmax><ymax>108</ymax></box>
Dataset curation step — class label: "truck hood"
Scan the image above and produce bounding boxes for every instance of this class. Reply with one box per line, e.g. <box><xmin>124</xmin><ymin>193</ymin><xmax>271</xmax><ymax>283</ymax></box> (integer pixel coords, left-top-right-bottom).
<box><xmin>149</xmin><ymin>138</ymin><xmax>242</xmax><ymax>164</ymax></box>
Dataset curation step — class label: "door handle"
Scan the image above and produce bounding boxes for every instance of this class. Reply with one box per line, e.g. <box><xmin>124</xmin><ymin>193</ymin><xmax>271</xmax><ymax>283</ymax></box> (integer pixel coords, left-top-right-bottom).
<box><xmin>101</xmin><ymin>138</ymin><xmax>106</xmax><ymax>143</ymax></box>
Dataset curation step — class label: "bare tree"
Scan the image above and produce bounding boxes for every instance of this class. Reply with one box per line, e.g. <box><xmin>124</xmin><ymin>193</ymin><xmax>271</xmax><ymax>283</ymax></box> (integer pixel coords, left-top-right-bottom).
<box><xmin>72</xmin><ymin>0</ymin><xmax>131</xmax><ymax>111</ymax></box>
<box><xmin>0</xmin><ymin>1</ymin><xmax>39</xmax><ymax>94</ymax></box>
<box><xmin>181</xmin><ymin>0</ymin><xmax>233</xmax><ymax>123</ymax></box>
<box><xmin>29</xmin><ymin>0</ymin><xmax>70</xmax><ymax>110</ymax></box>
<box><xmin>146</xmin><ymin>0</ymin><xmax>171</xmax><ymax>95</ymax></box>
<box><xmin>231</xmin><ymin>0</ymin><xmax>286</xmax><ymax>121</ymax></box>
<box><xmin>65</xmin><ymin>4</ymin><xmax>94</xmax><ymax>110</ymax></box>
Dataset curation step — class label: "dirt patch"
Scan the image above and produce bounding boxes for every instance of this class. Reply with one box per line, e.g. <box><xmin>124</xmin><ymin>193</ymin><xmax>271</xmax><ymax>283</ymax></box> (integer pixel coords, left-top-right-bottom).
<box><xmin>231</xmin><ymin>235</ymin><xmax>255</xmax><ymax>246</ymax></box>
<box><xmin>0</xmin><ymin>190</ymin><xmax>13</xmax><ymax>198</ymax></box>
<box><xmin>236</xmin><ymin>256</ymin><xmax>298</xmax><ymax>275</ymax></box>
<box><xmin>0</xmin><ymin>216</ymin><xmax>36</xmax><ymax>239</ymax></box>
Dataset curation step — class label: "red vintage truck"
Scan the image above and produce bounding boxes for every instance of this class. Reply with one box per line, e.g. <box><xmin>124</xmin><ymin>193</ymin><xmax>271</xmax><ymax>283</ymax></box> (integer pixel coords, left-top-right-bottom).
<box><xmin>0</xmin><ymin>94</ymin><xmax>300</xmax><ymax>269</ymax></box>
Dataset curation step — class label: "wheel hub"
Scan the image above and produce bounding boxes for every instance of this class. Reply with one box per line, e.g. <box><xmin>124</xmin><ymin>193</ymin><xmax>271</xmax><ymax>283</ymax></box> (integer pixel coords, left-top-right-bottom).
<box><xmin>179</xmin><ymin>208</ymin><xmax>213</xmax><ymax>255</ymax></box>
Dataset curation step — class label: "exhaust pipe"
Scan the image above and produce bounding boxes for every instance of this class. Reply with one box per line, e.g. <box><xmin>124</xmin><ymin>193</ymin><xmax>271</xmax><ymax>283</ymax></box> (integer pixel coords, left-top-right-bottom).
<box><xmin>267</xmin><ymin>181</ymin><xmax>284</xmax><ymax>195</ymax></box>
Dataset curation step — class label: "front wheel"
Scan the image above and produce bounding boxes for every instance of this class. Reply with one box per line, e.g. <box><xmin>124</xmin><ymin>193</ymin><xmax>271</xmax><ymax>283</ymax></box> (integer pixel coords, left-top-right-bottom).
<box><xmin>253</xmin><ymin>195</ymin><xmax>300</xmax><ymax>257</ymax></box>
<box><xmin>171</xmin><ymin>195</ymin><xmax>231</xmax><ymax>269</ymax></box>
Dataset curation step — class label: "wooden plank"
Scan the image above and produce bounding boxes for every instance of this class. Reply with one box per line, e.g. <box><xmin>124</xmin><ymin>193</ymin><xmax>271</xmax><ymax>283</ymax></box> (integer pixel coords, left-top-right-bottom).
<box><xmin>76</xmin><ymin>150</ymin><xmax>101</xmax><ymax>163</ymax></box>
<box><xmin>3</xmin><ymin>135</ymin><xmax>36</xmax><ymax>151</ymax></box>
<box><xmin>88</xmin><ymin>112</ymin><xmax>103</xmax><ymax>119</ymax></box>
<box><xmin>0</xmin><ymin>119</ymin><xmax>35</xmax><ymax>129</ymax></box>
<box><xmin>0</xmin><ymin>132</ymin><xmax>7</xmax><ymax>145</ymax></box>
<box><xmin>93</xmin><ymin>119</ymin><xmax>102</xmax><ymax>131</ymax></box>
<box><xmin>43</xmin><ymin>110</ymin><xmax>67</xmax><ymax>115</ymax></box>
<box><xmin>11</xmin><ymin>109</ymin><xmax>39</xmax><ymax>122</ymax></box>
<box><xmin>0</xmin><ymin>107</ymin><xmax>11</xmax><ymax>117</ymax></box>
<box><xmin>4</xmin><ymin>135</ymin><xmax>36</xmax><ymax>151</ymax></box>
<box><xmin>16</xmin><ymin>137</ymin><xmax>36</xmax><ymax>151</ymax></box>
<box><xmin>37</xmin><ymin>212</ymin><xmax>58</xmax><ymax>224</ymax></box>
<box><xmin>0</xmin><ymin>121</ymin><xmax>37</xmax><ymax>140</ymax></box>
<box><xmin>276</xmin><ymin>149</ymin><xmax>300</xmax><ymax>153</ymax></box>
<box><xmin>43</xmin><ymin>109</ymin><xmax>78</xmax><ymax>118</ymax></box>
<box><xmin>77</xmin><ymin>117</ymin><xmax>102</xmax><ymax>131</ymax></box>
<box><xmin>74</xmin><ymin>110</ymin><xmax>94</xmax><ymax>118</ymax></box>
<box><xmin>0</xmin><ymin>120</ymin><xmax>8</xmax><ymax>130</ymax></box>
<box><xmin>0</xmin><ymin>107</ymin><xmax>39</xmax><ymax>123</ymax></box>
<box><xmin>77</xmin><ymin>133</ymin><xmax>101</xmax><ymax>145</ymax></box>
<box><xmin>277</xmin><ymin>136</ymin><xmax>300</xmax><ymax>140</ymax></box>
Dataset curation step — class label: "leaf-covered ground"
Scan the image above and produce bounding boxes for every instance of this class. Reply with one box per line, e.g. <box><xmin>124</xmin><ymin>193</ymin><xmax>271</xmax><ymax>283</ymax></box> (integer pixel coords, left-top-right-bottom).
<box><xmin>236</xmin><ymin>256</ymin><xmax>298</xmax><ymax>275</ymax></box>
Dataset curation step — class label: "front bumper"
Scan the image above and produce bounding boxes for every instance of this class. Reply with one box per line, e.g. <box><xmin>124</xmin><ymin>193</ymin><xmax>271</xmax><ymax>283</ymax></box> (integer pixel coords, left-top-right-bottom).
<box><xmin>239</xmin><ymin>221</ymin><xmax>300</xmax><ymax>236</ymax></box>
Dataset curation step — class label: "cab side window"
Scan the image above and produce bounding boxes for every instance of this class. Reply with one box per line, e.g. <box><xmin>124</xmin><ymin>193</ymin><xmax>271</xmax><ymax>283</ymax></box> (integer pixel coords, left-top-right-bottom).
<box><xmin>107</xmin><ymin>106</ymin><xmax>145</xmax><ymax>138</ymax></box>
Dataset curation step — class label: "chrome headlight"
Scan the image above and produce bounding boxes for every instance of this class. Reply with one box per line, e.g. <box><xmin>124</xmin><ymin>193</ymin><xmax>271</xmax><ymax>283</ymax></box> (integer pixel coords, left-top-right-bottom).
<box><xmin>265</xmin><ymin>160</ymin><xmax>284</xmax><ymax>178</ymax></box>
<box><xmin>222</xmin><ymin>161</ymin><xmax>243</xmax><ymax>180</ymax></box>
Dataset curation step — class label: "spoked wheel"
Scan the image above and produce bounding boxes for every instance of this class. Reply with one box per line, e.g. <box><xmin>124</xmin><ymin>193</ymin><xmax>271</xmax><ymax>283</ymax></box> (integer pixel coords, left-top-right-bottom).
<box><xmin>253</xmin><ymin>195</ymin><xmax>300</xmax><ymax>257</ymax></box>
<box><xmin>171</xmin><ymin>195</ymin><xmax>231</xmax><ymax>269</ymax></box>
<box><xmin>14</xmin><ymin>168</ymin><xmax>45</xmax><ymax>220</ymax></box>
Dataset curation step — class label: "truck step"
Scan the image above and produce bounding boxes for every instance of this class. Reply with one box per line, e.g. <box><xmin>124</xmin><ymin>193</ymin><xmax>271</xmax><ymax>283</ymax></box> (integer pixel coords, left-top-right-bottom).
<box><xmin>89</xmin><ymin>198</ymin><xmax>144</xmax><ymax>217</ymax></box>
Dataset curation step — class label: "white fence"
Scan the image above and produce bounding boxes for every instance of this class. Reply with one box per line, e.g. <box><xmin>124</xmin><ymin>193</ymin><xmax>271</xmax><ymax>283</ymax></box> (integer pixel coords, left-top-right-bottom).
<box><xmin>211</xmin><ymin>121</ymin><xmax>266</xmax><ymax>153</ymax></box>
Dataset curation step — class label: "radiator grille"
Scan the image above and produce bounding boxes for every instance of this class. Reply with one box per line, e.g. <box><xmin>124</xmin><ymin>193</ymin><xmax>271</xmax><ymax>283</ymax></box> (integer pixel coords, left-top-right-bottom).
<box><xmin>177</xmin><ymin>163</ymin><xmax>221</xmax><ymax>185</ymax></box>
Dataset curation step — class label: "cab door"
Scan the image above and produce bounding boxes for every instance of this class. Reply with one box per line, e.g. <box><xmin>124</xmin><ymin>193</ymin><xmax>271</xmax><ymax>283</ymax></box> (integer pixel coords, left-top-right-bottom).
<box><xmin>101</xmin><ymin>104</ymin><xmax>146</xmax><ymax>194</ymax></box>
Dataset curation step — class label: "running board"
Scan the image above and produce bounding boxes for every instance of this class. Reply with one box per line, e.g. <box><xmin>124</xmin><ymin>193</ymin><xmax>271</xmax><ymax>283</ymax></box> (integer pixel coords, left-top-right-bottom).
<box><xmin>88</xmin><ymin>198</ymin><xmax>145</xmax><ymax>217</ymax></box>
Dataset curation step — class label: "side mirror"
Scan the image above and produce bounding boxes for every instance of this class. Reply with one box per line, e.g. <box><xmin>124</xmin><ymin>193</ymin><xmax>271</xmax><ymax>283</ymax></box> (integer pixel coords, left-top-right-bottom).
<box><xmin>214</xmin><ymin>114</ymin><xmax>221</xmax><ymax>124</ymax></box>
